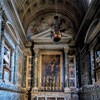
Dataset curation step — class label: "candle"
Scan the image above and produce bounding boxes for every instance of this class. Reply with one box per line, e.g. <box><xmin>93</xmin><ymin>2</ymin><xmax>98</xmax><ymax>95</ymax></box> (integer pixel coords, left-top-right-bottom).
<box><xmin>53</xmin><ymin>76</ymin><xmax>55</xmax><ymax>83</ymax></box>
<box><xmin>43</xmin><ymin>76</ymin><xmax>45</xmax><ymax>83</ymax></box>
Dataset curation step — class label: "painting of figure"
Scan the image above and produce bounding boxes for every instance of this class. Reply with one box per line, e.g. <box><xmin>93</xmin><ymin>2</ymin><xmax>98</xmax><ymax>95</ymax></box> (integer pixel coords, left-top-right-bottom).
<box><xmin>42</xmin><ymin>55</ymin><xmax>60</xmax><ymax>86</ymax></box>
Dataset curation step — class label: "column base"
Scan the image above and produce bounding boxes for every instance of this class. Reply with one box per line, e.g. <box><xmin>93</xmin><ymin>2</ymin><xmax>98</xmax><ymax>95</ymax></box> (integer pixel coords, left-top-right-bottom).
<box><xmin>64</xmin><ymin>87</ymin><xmax>71</xmax><ymax>92</ymax></box>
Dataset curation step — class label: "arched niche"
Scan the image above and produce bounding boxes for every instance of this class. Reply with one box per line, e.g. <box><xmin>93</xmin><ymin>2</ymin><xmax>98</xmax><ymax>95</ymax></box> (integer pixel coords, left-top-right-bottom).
<box><xmin>6</xmin><ymin>21</ymin><xmax>19</xmax><ymax>43</ymax></box>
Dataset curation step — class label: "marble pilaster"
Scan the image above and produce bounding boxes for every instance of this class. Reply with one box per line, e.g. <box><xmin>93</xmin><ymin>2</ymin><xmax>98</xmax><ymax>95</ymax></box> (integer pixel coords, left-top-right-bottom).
<box><xmin>64</xmin><ymin>47</ymin><xmax>70</xmax><ymax>92</ymax></box>
<box><xmin>11</xmin><ymin>51</ymin><xmax>15</xmax><ymax>83</ymax></box>
<box><xmin>13</xmin><ymin>44</ymin><xmax>18</xmax><ymax>84</ymax></box>
<box><xmin>0</xmin><ymin>36</ymin><xmax>5</xmax><ymax>80</ymax></box>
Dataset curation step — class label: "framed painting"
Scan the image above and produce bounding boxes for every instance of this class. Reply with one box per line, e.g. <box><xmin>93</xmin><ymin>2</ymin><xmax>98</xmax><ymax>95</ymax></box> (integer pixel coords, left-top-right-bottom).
<box><xmin>69</xmin><ymin>79</ymin><xmax>75</xmax><ymax>87</ymax></box>
<box><xmin>38</xmin><ymin>51</ymin><xmax>63</xmax><ymax>91</ymax></box>
<box><xmin>3</xmin><ymin>67</ymin><xmax>11</xmax><ymax>82</ymax></box>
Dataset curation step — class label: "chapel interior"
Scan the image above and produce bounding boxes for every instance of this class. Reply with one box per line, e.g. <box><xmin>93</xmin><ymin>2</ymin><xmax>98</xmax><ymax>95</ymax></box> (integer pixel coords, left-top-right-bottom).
<box><xmin>0</xmin><ymin>0</ymin><xmax>100</xmax><ymax>100</ymax></box>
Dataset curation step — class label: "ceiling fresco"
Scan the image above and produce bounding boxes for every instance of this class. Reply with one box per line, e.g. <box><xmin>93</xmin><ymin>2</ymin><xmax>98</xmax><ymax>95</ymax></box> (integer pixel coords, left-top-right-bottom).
<box><xmin>27</xmin><ymin>13</ymin><xmax>74</xmax><ymax>38</ymax></box>
<box><xmin>1</xmin><ymin>0</ymin><xmax>90</xmax><ymax>45</ymax></box>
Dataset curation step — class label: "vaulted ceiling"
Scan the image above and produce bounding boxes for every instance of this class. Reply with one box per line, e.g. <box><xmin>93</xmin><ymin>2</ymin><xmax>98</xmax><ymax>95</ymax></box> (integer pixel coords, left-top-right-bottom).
<box><xmin>1</xmin><ymin>0</ymin><xmax>90</xmax><ymax>47</ymax></box>
<box><xmin>14</xmin><ymin>0</ymin><xmax>86</xmax><ymax>30</ymax></box>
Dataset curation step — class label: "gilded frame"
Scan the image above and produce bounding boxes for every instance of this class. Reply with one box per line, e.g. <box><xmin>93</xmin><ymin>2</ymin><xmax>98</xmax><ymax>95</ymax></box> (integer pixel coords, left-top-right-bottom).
<box><xmin>38</xmin><ymin>51</ymin><xmax>63</xmax><ymax>90</ymax></box>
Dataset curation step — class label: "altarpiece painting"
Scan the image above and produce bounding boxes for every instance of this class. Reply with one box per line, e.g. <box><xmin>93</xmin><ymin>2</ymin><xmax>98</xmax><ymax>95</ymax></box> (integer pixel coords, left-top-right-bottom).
<box><xmin>38</xmin><ymin>51</ymin><xmax>62</xmax><ymax>91</ymax></box>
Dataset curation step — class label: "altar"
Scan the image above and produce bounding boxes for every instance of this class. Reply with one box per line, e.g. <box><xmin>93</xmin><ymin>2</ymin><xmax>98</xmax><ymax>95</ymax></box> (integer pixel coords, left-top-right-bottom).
<box><xmin>26</xmin><ymin>50</ymin><xmax>78</xmax><ymax>100</ymax></box>
<box><xmin>31</xmin><ymin>92</ymin><xmax>71</xmax><ymax>100</ymax></box>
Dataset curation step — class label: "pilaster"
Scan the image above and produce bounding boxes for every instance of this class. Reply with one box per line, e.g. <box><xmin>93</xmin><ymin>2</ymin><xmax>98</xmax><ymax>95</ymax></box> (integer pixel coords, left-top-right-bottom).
<box><xmin>11</xmin><ymin>51</ymin><xmax>15</xmax><ymax>83</ymax></box>
<box><xmin>0</xmin><ymin>36</ymin><xmax>5</xmax><ymax>79</ymax></box>
<box><xmin>14</xmin><ymin>44</ymin><xmax>18</xmax><ymax>84</ymax></box>
<box><xmin>64</xmin><ymin>46</ymin><xmax>70</xmax><ymax>92</ymax></box>
<box><xmin>22</xmin><ymin>55</ymin><xmax>27</xmax><ymax>87</ymax></box>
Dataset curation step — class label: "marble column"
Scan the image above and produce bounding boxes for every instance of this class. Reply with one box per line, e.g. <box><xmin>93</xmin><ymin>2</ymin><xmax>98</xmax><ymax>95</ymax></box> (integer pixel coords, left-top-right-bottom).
<box><xmin>64</xmin><ymin>47</ymin><xmax>70</xmax><ymax>92</ymax></box>
<box><xmin>32</xmin><ymin>48</ymin><xmax>39</xmax><ymax>91</ymax></box>
<box><xmin>0</xmin><ymin>36</ymin><xmax>5</xmax><ymax>80</ymax></box>
<box><xmin>13</xmin><ymin>44</ymin><xmax>18</xmax><ymax>84</ymax></box>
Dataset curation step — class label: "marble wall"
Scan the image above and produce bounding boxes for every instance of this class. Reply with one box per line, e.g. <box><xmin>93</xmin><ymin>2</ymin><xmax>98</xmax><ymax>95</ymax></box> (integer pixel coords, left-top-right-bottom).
<box><xmin>0</xmin><ymin>7</ymin><xmax>27</xmax><ymax>99</ymax></box>
<box><xmin>0</xmin><ymin>81</ymin><xmax>27</xmax><ymax>100</ymax></box>
<box><xmin>0</xmin><ymin>90</ymin><xmax>26</xmax><ymax>100</ymax></box>
<box><xmin>79</xmin><ymin>85</ymin><xmax>100</xmax><ymax>100</ymax></box>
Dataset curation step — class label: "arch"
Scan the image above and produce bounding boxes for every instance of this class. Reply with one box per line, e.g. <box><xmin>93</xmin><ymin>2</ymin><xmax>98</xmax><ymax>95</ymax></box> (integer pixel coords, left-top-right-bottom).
<box><xmin>22</xmin><ymin>4</ymin><xmax>79</xmax><ymax>32</ymax></box>
<box><xmin>6</xmin><ymin>21</ymin><xmax>19</xmax><ymax>43</ymax></box>
<box><xmin>84</xmin><ymin>19</ymin><xmax>100</xmax><ymax>43</ymax></box>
